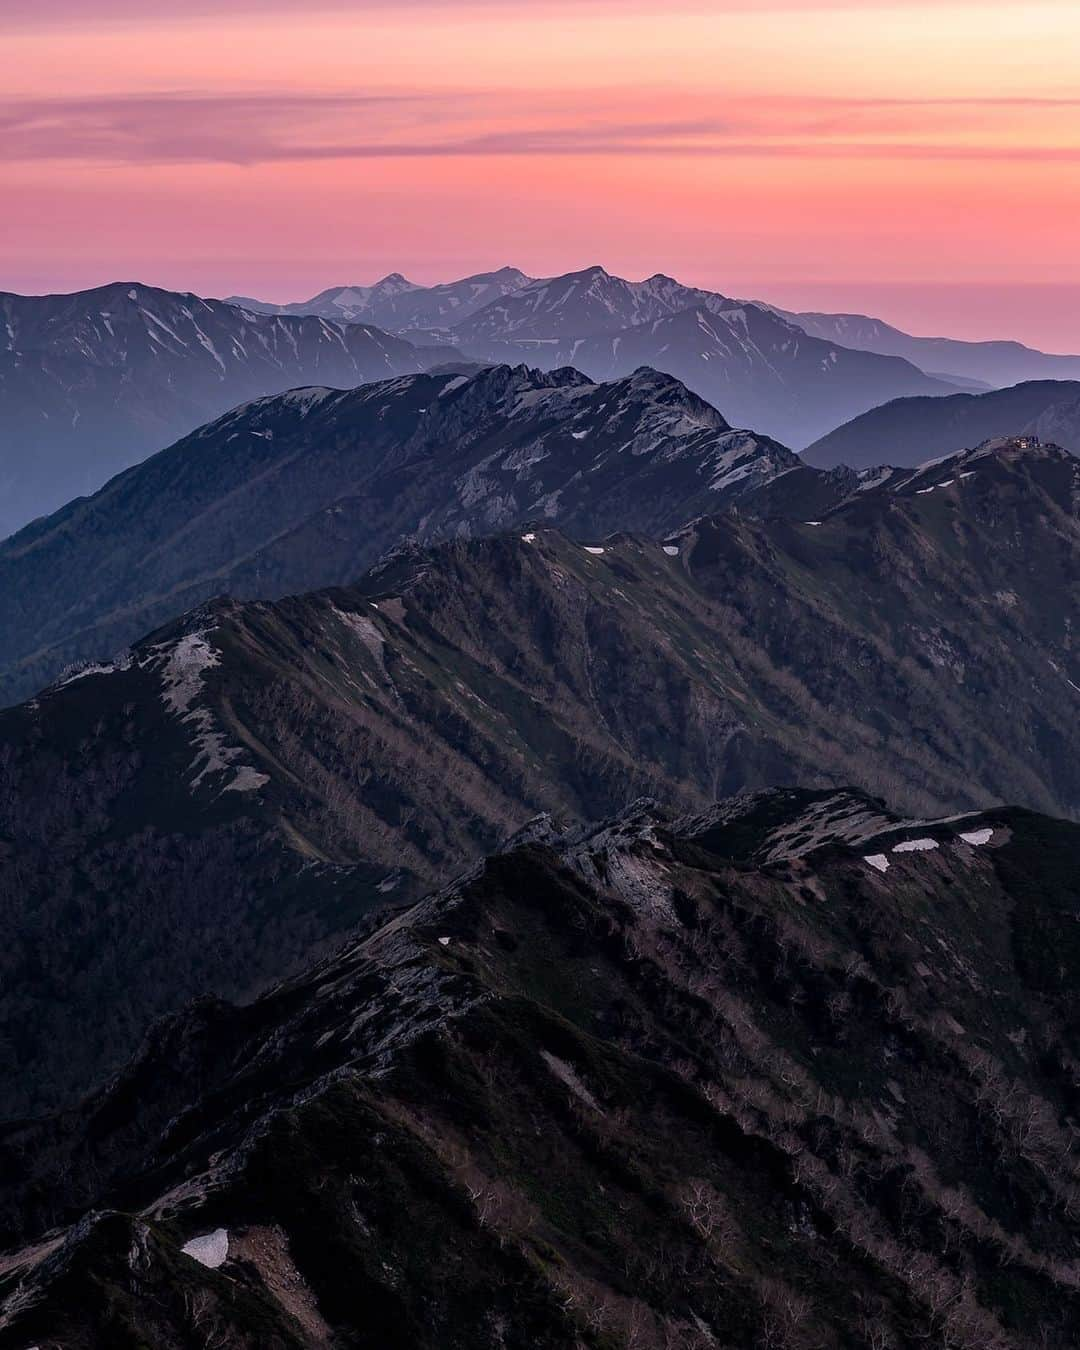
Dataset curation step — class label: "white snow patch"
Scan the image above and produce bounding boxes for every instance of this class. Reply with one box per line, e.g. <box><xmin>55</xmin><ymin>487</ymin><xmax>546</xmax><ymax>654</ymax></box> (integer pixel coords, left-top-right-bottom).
<box><xmin>56</xmin><ymin>653</ymin><xmax>133</xmax><ymax>688</ymax></box>
<box><xmin>154</xmin><ymin>629</ymin><xmax>269</xmax><ymax>793</ymax></box>
<box><xmin>663</xmin><ymin>544</ymin><xmax>679</xmax><ymax>556</ymax></box>
<box><xmin>540</xmin><ymin>1051</ymin><xmax>603</xmax><ymax>1113</ymax></box>
<box><xmin>803</xmin><ymin>521</ymin><xmax>822</xmax><ymax>526</ymax></box>
<box><xmin>437</xmin><ymin>936</ymin><xmax>451</xmax><ymax>947</ymax></box>
<box><xmin>160</xmin><ymin>632</ymin><xmax>220</xmax><ymax>716</ymax></box>
<box><xmin>583</xmin><ymin>546</ymin><xmax>605</xmax><ymax>555</ymax></box>
<box><xmin>181</xmin><ymin>1229</ymin><xmax>229</xmax><ymax>1269</ymax></box>
<box><xmin>224</xmin><ymin>766</ymin><xmax>271</xmax><ymax>793</ymax></box>
<box><xmin>958</xmin><ymin>828</ymin><xmax>993</xmax><ymax>846</ymax></box>
<box><xmin>892</xmin><ymin>838</ymin><xmax>939</xmax><ymax>853</ymax></box>
<box><xmin>571</xmin><ymin>429</ymin><xmax>590</xmax><ymax>440</ymax></box>
<box><xmin>332</xmin><ymin>605</ymin><xmax>386</xmax><ymax>663</ymax></box>
<box><xmin>521</xmin><ymin>532</ymin><xmax>536</xmax><ymax>543</ymax></box>
<box><xmin>864</xmin><ymin>854</ymin><xmax>890</xmax><ymax>873</ymax></box>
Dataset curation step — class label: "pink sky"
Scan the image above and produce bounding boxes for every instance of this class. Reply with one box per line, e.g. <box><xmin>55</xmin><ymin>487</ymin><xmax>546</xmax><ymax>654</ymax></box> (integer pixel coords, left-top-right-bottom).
<box><xmin>4</xmin><ymin>0</ymin><xmax>1080</xmax><ymax>350</ymax></box>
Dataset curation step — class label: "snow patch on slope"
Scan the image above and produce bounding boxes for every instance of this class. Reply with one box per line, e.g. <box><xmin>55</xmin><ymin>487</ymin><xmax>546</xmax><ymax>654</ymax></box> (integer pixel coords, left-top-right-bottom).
<box><xmin>153</xmin><ymin>628</ymin><xmax>270</xmax><ymax>794</ymax></box>
<box><xmin>181</xmin><ymin>1229</ymin><xmax>229</xmax><ymax>1269</ymax></box>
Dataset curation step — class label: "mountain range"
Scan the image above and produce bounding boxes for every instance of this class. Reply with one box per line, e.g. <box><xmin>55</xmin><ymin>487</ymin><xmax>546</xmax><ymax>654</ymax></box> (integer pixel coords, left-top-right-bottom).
<box><xmin>2</xmin><ymin>432</ymin><xmax>1077</xmax><ymax>1121</ymax></box>
<box><xmin>6</xmin><ymin>266</ymin><xmax>1078</xmax><ymax>541</ymax></box>
<box><xmin>388</xmin><ymin>266</ymin><xmax>960</xmax><ymax>448</ymax></box>
<box><xmin>0</xmin><ymin>282</ymin><xmax>424</xmax><ymax>536</ymax></box>
<box><xmin>804</xmin><ymin>379</ymin><xmax>1080</xmax><ymax>469</ymax></box>
<box><xmin>235</xmin><ymin>265</ymin><xmax>1080</xmax><ymax>393</ymax></box>
<box><xmin>3</xmin><ymin>786</ymin><xmax>1078</xmax><ymax>1347</ymax></box>
<box><xmin>228</xmin><ymin>266</ymin><xmax>534</xmax><ymax>332</ymax></box>
<box><xmin>5</xmin><ymin>255</ymin><xmax>1080</xmax><ymax>1348</ymax></box>
<box><xmin>0</xmin><ymin>364</ymin><xmax>804</xmax><ymax>704</ymax></box>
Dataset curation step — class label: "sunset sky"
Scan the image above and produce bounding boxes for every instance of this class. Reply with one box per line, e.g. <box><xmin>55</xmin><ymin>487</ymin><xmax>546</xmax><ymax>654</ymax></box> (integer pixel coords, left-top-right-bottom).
<box><xmin>5</xmin><ymin>0</ymin><xmax>1080</xmax><ymax>349</ymax></box>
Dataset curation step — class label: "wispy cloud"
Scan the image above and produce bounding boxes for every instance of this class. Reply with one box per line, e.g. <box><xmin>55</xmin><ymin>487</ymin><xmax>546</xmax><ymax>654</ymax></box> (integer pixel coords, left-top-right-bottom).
<box><xmin>5</xmin><ymin>90</ymin><xmax>1078</xmax><ymax>165</ymax></box>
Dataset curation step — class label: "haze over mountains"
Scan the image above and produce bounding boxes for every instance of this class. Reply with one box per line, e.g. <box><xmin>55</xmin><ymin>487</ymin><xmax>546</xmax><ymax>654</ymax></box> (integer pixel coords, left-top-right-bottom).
<box><xmin>0</xmin><ymin>365</ymin><xmax>802</xmax><ymax>703</ymax></box>
<box><xmin>0</xmin><ymin>282</ymin><xmax>423</xmax><ymax>535</ymax></box>
<box><xmin>3</xmin><ymin>255</ymin><xmax>1080</xmax><ymax>1348</ymax></box>
<box><xmin>5</xmin><ymin>264</ymin><xmax>1079</xmax><ymax>538</ymax></box>
<box><xmin>806</xmin><ymin>380</ymin><xmax>1080</xmax><ymax>469</ymax></box>
<box><xmin>229</xmin><ymin>266</ymin><xmax>533</xmax><ymax>331</ymax></box>
<box><xmin>765</xmin><ymin>304</ymin><xmax>1080</xmax><ymax>389</ymax></box>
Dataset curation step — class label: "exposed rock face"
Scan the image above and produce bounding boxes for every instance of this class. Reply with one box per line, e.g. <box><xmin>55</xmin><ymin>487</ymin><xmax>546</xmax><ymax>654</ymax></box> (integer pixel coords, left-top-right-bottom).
<box><xmin>2</xmin><ymin>789</ymin><xmax>1078</xmax><ymax>1348</ymax></box>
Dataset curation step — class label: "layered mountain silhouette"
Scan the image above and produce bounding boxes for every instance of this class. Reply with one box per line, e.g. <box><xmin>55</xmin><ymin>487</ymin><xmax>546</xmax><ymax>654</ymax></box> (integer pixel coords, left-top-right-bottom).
<box><xmin>234</xmin><ymin>265</ymin><xmax>1080</xmax><ymax>451</ymax></box>
<box><xmin>0</xmin><ymin>282</ymin><xmax>424</xmax><ymax>535</ymax></box>
<box><xmin>804</xmin><ymin>379</ymin><xmax>1080</xmax><ymax>469</ymax></box>
<box><xmin>228</xmin><ymin>266</ymin><xmax>534</xmax><ymax>331</ymax></box>
<box><xmin>2</xmin><ymin>434</ymin><xmax>1078</xmax><ymax>1118</ymax></box>
<box><xmin>0</xmin><ymin>271</ymin><xmax>967</xmax><ymax>526</ymax></box>
<box><xmin>6</xmin><ymin>262</ymin><xmax>1080</xmax><ymax>1348</ymax></box>
<box><xmin>0</xmin><ymin>365</ymin><xmax>801</xmax><ymax>704</ymax></box>
<box><xmin>768</xmin><ymin>304</ymin><xmax>1080</xmax><ymax>389</ymax></box>
<box><xmin>3</xmin><ymin>788</ymin><xmax>1078</xmax><ymax>1347</ymax></box>
<box><xmin>424</xmin><ymin>267</ymin><xmax>959</xmax><ymax>448</ymax></box>
<box><xmin>238</xmin><ymin>264</ymin><xmax>1080</xmax><ymax>395</ymax></box>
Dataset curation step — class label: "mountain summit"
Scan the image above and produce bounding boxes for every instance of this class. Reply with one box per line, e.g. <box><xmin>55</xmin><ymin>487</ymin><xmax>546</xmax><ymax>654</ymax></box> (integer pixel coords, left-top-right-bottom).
<box><xmin>0</xmin><ymin>364</ymin><xmax>799</xmax><ymax>703</ymax></box>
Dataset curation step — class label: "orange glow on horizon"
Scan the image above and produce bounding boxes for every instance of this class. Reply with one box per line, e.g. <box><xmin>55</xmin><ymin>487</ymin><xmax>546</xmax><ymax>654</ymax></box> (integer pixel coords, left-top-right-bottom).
<box><xmin>4</xmin><ymin>0</ymin><xmax>1079</xmax><ymax>349</ymax></box>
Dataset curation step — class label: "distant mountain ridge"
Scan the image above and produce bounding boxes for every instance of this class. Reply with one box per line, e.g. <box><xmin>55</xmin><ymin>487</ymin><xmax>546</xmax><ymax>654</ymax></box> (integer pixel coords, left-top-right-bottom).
<box><xmin>232</xmin><ymin>264</ymin><xmax>1080</xmax><ymax>449</ymax></box>
<box><xmin>0</xmin><ymin>364</ymin><xmax>801</xmax><ymax>705</ymax></box>
<box><xmin>766</xmin><ymin>303</ymin><xmax>1080</xmax><ymax>389</ymax></box>
<box><xmin>227</xmin><ymin>267</ymin><xmax>534</xmax><ymax>330</ymax></box>
<box><xmin>227</xmin><ymin>265</ymin><xmax>962</xmax><ymax>449</ymax></box>
<box><xmin>0</xmin><ymin>281</ymin><xmax>424</xmax><ymax>536</ymax></box>
<box><xmin>240</xmin><ymin>264</ymin><xmax>1080</xmax><ymax>392</ymax></box>
<box><xmin>804</xmin><ymin>379</ymin><xmax>1080</xmax><ymax>469</ymax></box>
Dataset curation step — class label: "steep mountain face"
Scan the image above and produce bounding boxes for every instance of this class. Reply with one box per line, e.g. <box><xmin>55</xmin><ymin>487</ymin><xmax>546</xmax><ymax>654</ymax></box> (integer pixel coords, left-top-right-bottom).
<box><xmin>234</xmin><ymin>266</ymin><xmax>959</xmax><ymax>450</ymax></box>
<box><xmin>445</xmin><ymin>270</ymin><xmax>958</xmax><ymax>449</ymax></box>
<box><xmin>0</xmin><ymin>364</ymin><xmax>801</xmax><ymax>704</ymax></box>
<box><xmin>532</xmin><ymin>305</ymin><xmax>956</xmax><ymax>450</ymax></box>
<box><xmin>447</xmin><ymin>265</ymin><xmax>727</xmax><ymax>343</ymax></box>
<box><xmin>2</xmin><ymin>437</ymin><xmax>1078</xmax><ymax>1117</ymax></box>
<box><xmin>227</xmin><ymin>268</ymin><xmax>534</xmax><ymax>330</ymax></box>
<box><xmin>3</xmin><ymin>789</ymin><xmax>1079</xmax><ymax>1348</ymax></box>
<box><xmin>0</xmin><ymin>282</ymin><xmax>423</xmax><ymax>536</ymax></box>
<box><xmin>770</xmin><ymin>305</ymin><xmax>1080</xmax><ymax>390</ymax></box>
<box><xmin>803</xmin><ymin>380</ymin><xmax>1080</xmax><ymax>469</ymax></box>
